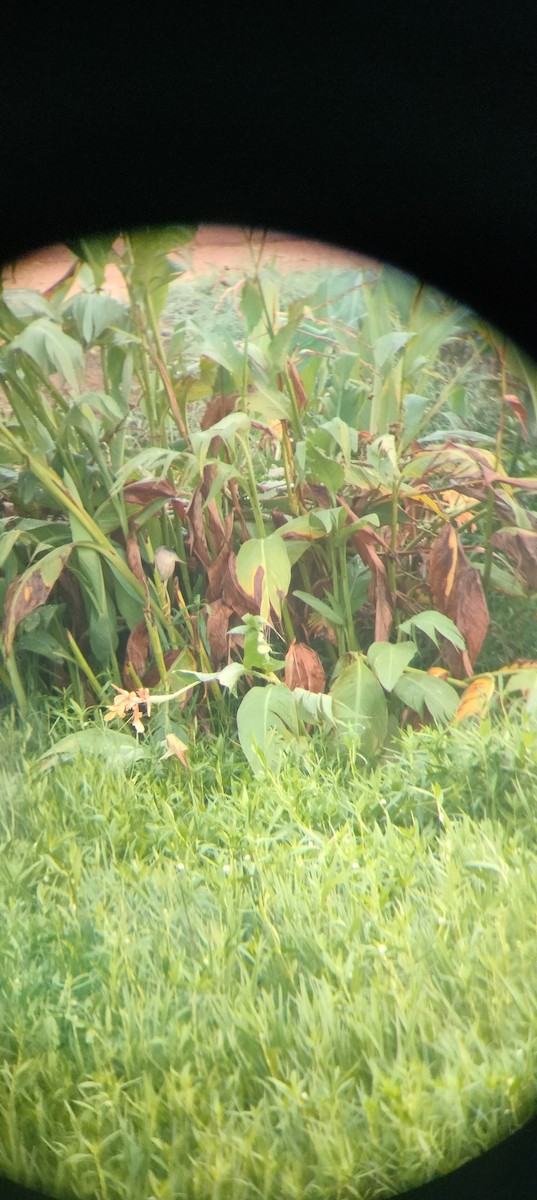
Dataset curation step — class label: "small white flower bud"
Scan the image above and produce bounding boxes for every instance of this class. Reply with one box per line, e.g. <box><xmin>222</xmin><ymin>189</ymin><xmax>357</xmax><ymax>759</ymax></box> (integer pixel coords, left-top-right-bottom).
<box><xmin>154</xmin><ymin>546</ymin><xmax>182</xmax><ymax>583</ymax></box>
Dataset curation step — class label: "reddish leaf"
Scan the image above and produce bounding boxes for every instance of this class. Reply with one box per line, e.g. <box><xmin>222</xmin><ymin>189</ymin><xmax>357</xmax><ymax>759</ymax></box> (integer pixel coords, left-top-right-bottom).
<box><xmin>429</xmin><ymin>524</ymin><xmax>489</xmax><ymax>677</ymax></box>
<box><xmin>503</xmin><ymin>393</ymin><xmax>528</xmax><ymax>436</ymax></box>
<box><xmin>352</xmin><ymin>528</ymin><xmax>393</xmax><ymax>642</ymax></box>
<box><xmin>126</xmin><ymin>533</ymin><xmax>149</xmax><ymax>587</ymax></box>
<box><xmin>122</xmin><ymin>620</ymin><xmax>150</xmax><ymax>687</ymax></box>
<box><xmin>185</xmin><ymin>486</ymin><xmax>211</xmax><ymax>568</ymax></box>
<box><xmin>142</xmin><ymin>649</ymin><xmax>193</xmax><ymax>690</ymax></box>
<box><xmin>489</xmin><ymin>528</ymin><xmax>537</xmax><ymax>591</ymax></box>
<box><xmin>200</xmin><ymin>393</ymin><xmax>237</xmax><ymax>430</ymax></box>
<box><xmin>123</xmin><ymin>478</ymin><xmax>177</xmax><ymax>506</ymax></box>
<box><xmin>287</xmin><ymin>358</ymin><xmax>309</xmax><ymax>411</ymax></box>
<box><xmin>284</xmin><ymin>642</ymin><xmax>326</xmax><ymax>693</ymax></box>
<box><xmin>221</xmin><ymin>552</ymin><xmax>260</xmax><ymax>618</ymax></box>
<box><xmin>206</xmin><ymin>599</ymin><xmax>234</xmax><ymax>666</ymax></box>
<box><xmin>2</xmin><ymin>546</ymin><xmax>73</xmax><ymax>656</ymax></box>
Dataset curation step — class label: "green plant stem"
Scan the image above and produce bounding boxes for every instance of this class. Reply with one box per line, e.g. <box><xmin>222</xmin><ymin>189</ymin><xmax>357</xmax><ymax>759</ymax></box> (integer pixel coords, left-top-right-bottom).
<box><xmin>238</xmin><ymin>436</ymin><xmax>266</xmax><ymax>538</ymax></box>
<box><xmin>65</xmin><ymin>632</ymin><xmax>108</xmax><ymax>702</ymax></box>
<box><xmin>5</xmin><ymin>651</ymin><xmax>27</xmax><ymax>715</ymax></box>
<box><xmin>338</xmin><ymin>544</ymin><xmax>358</xmax><ymax>651</ymax></box>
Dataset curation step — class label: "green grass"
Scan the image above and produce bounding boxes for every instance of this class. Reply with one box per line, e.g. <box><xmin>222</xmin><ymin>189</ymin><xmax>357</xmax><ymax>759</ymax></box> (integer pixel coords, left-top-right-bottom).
<box><xmin>1</xmin><ymin>701</ymin><xmax>537</xmax><ymax>1200</ymax></box>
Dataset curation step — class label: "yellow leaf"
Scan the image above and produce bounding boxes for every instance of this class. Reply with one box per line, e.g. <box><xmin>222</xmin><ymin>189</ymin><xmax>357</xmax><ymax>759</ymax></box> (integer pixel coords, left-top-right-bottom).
<box><xmin>454</xmin><ymin>675</ymin><xmax>495</xmax><ymax>722</ymax></box>
<box><xmin>445</xmin><ymin>526</ymin><xmax>459</xmax><ymax>599</ymax></box>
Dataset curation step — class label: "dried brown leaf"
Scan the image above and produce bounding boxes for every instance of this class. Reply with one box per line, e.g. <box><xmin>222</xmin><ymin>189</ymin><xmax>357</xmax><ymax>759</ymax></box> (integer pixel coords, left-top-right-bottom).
<box><xmin>206</xmin><ymin>599</ymin><xmax>234</xmax><ymax>666</ymax></box>
<box><xmin>429</xmin><ymin>523</ymin><xmax>489</xmax><ymax>677</ymax></box>
<box><xmin>284</xmin><ymin>642</ymin><xmax>326</xmax><ymax>693</ymax></box>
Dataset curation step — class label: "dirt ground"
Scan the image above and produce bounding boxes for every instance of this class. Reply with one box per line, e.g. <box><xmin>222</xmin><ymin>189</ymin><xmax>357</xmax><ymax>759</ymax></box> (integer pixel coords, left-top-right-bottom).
<box><xmin>1</xmin><ymin>225</ymin><xmax>376</xmax><ymax>297</ymax></box>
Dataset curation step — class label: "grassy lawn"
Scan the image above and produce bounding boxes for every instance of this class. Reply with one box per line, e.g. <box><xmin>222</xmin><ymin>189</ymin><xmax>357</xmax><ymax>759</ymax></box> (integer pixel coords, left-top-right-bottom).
<box><xmin>1</xmin><ymin>700</ymin><xmax>537</xmax><ymax>1200</ymax></box>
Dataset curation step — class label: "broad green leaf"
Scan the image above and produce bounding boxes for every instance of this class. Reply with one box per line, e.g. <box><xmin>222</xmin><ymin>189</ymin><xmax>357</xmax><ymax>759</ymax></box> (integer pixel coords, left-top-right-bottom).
<box><xmin>236</xmin><ymin>684</ymin><xmax>299</xmax><ymax>775</ymax></box>
<box><xmin>0</xmin><ymin>527</ymin><xmax>22</xmax><ymax>567</ymax></box>
<box><xmin>240</xmin><ymin>280</ymin><xmax>264</xmax><ymax>333</ymax></box>
<box><xmin>245</xmin><ymin>388</ymin><xmax>293</xmax><ymax>422</ymax></box>
<box><xmin>398</xmin><ymin>610</ymin><xmax>467</xmax><ymax>651</ymax></box>
<box><xmin>39</xmin><ymin>729</ymin><xmax>147</xmax><ymax>769</ymax></box>
<box><xmin>293</xmin><ymin>687</ymin><xmax>336</xmax><ymax>727</ymax></box>
<box><xmin>401</xmin><ymin>393</ymin><xmax>429</xmax><ymax>445</ymax></box>
<box><xmin>2</xmin><ymin>289</ymin><xmax>55</xmax><ymax>322</ymax></box>
<box><xmin>67</xmin><ymin>236</ymin><xmax>118</xmax><ymax>288</ymax></box>
<box><xmin>330</xmin><ymin>657</ymin><xmax>388</xmax><ymax>756</ymax></box>
<box><xmin>190</xmin><ymin>411</ymin><xmax>251</xmax><ymax>475</ymax></box>
<box><xmin>393</xmin><ymin>670</ymin><xmax>459</xmax><ymax>723</ymax></box>
<box><xmin>64</xmin><ymin>292</ymin><xmax>127</xmax><ymax>344</ymax></box>
<box><xmin>347</xmin><ymin>557</ymin><xmax>371</xmax><ymax>614</ymax></box>
<box><xmin>374</xmin><ymin>331</ymin><xmax>415</xmax><ymax>370</ymax></box>
<box><xmin>232</xmin><ymin>614</ymin><xmax>286</xmax><ymax>673</ymax></box>
<box><xmin>367</xmin><ymin>640</ymin><xmax>417</xmax><ymax>691</ymax></box>
<box><xmin>9</xmin><ymin>317</ymin><xmax>83</xmax><ymax>391</ymax></box>
<box><xmin>235</xmin><ymin>533</ymin><xmax>291</xmax><ymax>620</ymax></box>
<box><xmin>319</xmin><ymin>417</ymin><xmax>358</xmax><ymax>462</ymax></box>
<box><xmin>302</xmin><ymin>442</ymin><xmax>345</xmax><ymax>494</ymax></box>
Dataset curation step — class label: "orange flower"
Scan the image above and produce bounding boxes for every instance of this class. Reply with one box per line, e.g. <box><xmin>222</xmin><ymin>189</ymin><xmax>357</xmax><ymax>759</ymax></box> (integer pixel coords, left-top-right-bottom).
<box><xmin>104</xmin><ymin>684</ymin><xmax>151</xmax><ymax>732</ymax></box>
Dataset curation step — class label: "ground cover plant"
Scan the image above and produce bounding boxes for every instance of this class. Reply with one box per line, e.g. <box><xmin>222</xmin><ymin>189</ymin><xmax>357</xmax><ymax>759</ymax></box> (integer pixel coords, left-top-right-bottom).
<box><xmin>1</xmin><ymin>699</ymin><xmax>537</xmax><ymax>1200</ymax></box>
<box><xmin>1</xmin><ymin>228</ymin><xmax>537</xmax><ymax>1199</ymax></box>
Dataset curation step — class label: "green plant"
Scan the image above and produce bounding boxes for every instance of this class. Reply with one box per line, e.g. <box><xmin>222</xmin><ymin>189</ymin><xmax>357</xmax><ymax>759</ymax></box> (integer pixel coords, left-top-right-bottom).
<box><xmin>2</xmin><ymin>230</ymin><xmax>537</xmax><ymax>767</ymax></box>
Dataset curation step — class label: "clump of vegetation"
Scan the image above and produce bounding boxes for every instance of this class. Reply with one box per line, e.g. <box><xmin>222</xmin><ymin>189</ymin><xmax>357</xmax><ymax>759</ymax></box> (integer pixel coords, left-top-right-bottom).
<box><xmin>2</xmin><ymin>228</ymin><xmax>537</xmax><ymax>774</ymax></box>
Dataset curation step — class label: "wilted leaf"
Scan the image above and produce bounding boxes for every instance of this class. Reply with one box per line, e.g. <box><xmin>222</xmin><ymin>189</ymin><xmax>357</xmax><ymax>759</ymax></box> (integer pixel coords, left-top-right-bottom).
<box><xmin>122</xmin><ymin>620</ymin><xmax>151</xmax><ymax>686</ymax></box>
<box><xmin>489</xmin><ymin>528</ymin><xmax>537</xmax><ymax>591</ymax></box>
<box><xmin>287</xmin><ymin>358</ymin><xmax>309</xmax><ymax>411</ymax></box>
<box><xmin>200</xmin><ymin>393</ymin><xmax>237</xmax><ymax>431</ymax></box>
<box><xmin>503</xmin><ymin>393</ymin><xmax>528</xmax><ymax>435</ymax></box>
<box><xmin>161</xmin><ymin>733</ymin><xmax>190</xmax><ymax>768</ymax></box>
<box><xmin>285</xmin><ymin>642</ymin><xmax>326</xmax><ymax>693</ymax></box>
<box><xmin>185</xmin><ymin>486</ymin><xmax>211</xmax><ymax>568</ymax></box>
<box><xmin>352</xmin><ymin>529</ymin><xmax>393</xmax><ymax>642</ymax></box>
<box><xmin>454</xmin><ymin>675</ymin><xmax>495</xmax><ymax>722</ymax></box>
<box><xmin>429</xmin><ymin>523</ymin><xmax>489</xmax><ymax>676</ymax></box>
<box><xmin>206</xmin><ymin>599</ymin><xmax>234</xmax><ymax>666</ymax></box>
<box><xmin>123</xmin><ymin>478</ymin><xmax>177</xmax><ymax>508</ymax></box>
<box><xmin>221</xmin><ymin>552</ymin><xmax>259</xmax><ymax>618</ymax></box>
<box><xmin>2</xmin><ymin>545</ymin><xmax>73</xmax><ymax>655</ymax></box>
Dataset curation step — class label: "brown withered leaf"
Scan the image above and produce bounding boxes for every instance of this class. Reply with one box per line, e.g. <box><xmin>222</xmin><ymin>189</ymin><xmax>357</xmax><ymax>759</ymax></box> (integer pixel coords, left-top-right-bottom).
<box><xmin>287</xmin><ymin>359</ymin><xmax>308</xmax><ymax>411</ymax></box>
<box><xmin>284</xmin><ymin>642</ymin><xmax>326</xmax><ymax>693</ymax></box>
<box><xmin>122</xmin><ymin>620</ymin><xmax>151</xmax><ymax>687</ymax></box>
<box><xmin>206</xmin><ymin>599</ymin><xmax>234</xmax><ymax>666</ymax></box>
<box><xmin>221</xmin><ymin>552</ymin><xmax>259</xmax><ymax>618</ymax></box>
<box><xmin>2</xmin><ymin>548</ymin><xmax>72</xmax><ymax>656</ymax></box>
<box><xmin>207</xmin><ymin>541</ymin><xmax>232</xmax><ymax>602</ymax></box>
<box><xmin>126</xmin><ymin>533</ymin><xmax>149</xmax><ymax>588</ymax></box>
<box><xmin>123</xmin><ymin>478</ymin><xmax>177</xmax><ymax>507</ymax></box>
<box><xmin>352</xmin><ymin>528</ymin><xmax>393</xmax><ymax>642</ymax></box>
<box><xmin>206</xmin><ymin>501</ymin><xmax>233</xmax><ymax>558</ymax></box>
<box><xmin>200</xmin><ymin>393</ymin><xmax>238</xmax><ymax>430</ymax></box>
<box><xmin>503</xmin><ymin>394</ymin><xmax>528</xmax><ymax>436</ymax></box>
<box><xmin>429</xmin><ymin>523</ymin><xmax>489</xmax><ymax>677</ymax></box>
<box><xmin>185</xmin><ymin>486</ymin><xmax>211</xmax><ymax>568</ymax></box>
<box><xmin>489</xmin><ymin>528</ymin><xmax>537</xmax><ymax>591</ymax></box>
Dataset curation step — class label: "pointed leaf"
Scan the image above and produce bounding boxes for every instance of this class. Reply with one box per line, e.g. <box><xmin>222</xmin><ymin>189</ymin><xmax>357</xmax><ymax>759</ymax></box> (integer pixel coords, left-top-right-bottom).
<box><xmin>367</xmin><ymin>640</ymin><xmax>417</xmax><ymax>691</ymax></box>
<box><xmin>393</xmin><ymin>670</ymin><xmax>460</xmax><ymax>722</ymax></box>
<box><xmin>236</xmin><ymin>684</ymin><xmax>300</xmax><ymax>775</ymax></box>
<box><xmin>330</xmin><ymin>657</ymin><xmax>388</xmax><ymax>755</ymax></box>
<box><xmin>39</xmin><ymin>729</ymin><xmax>147</xmax><ymax>769</ymax></box>
<box><xmin>9</xmin><ymin>317</ymin><xmax>83</xmax><ymax>390</ymax></box>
